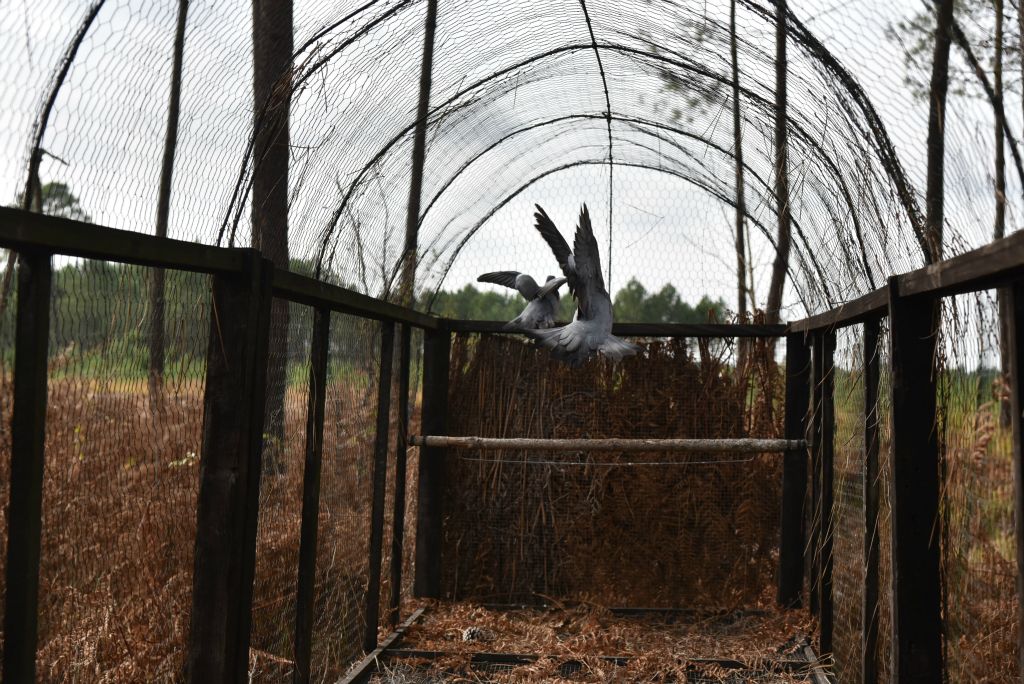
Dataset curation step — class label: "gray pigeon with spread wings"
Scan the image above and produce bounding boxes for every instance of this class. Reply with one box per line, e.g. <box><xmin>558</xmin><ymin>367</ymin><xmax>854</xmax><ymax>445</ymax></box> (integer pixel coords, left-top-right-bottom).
<box><xmin>526</xmin><ymin>204</ymin><xmax>640</xmax><ymax>367</ymax></box>
<box><xmin>477</xmin><ymin>271</ymin><xmax>566</xmax><ymax>330</ymax></box>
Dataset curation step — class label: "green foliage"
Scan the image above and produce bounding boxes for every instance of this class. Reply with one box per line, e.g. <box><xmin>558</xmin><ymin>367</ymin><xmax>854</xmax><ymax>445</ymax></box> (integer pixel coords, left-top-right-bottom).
<box><xmin>16</xmin><ymin>181</ymin><xmax>91</xmax><ymax>221</ymax></box>
<box><xmin>430</xmin><ymin>278</ymin><xmax>726</xmax><ymax>324</ymax></box>
<box><xmin>886</xmin><ymin>0</ymin><xmax>1020</xmax><ymax>100</ymax></box>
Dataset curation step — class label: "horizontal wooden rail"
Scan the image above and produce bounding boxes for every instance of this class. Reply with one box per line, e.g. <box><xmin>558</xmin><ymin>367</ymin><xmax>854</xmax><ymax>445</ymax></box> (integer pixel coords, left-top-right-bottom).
<box><xmin>0</xmin><ymin>207</ymin><xmax>246</xmax><ymax>274</ymax></box>
<box><xmin>790</xmin><ymin>227</ymin><xmax>1024</xmax><ymax>333</ymax></box>
<box><xmin>339</xmin><ymin>607</ymin><xmax>425</xmax><ymax>684</ymax></box>
<box><xmin>272</xmin><ymin>270</ymin><xmax>437</xmax><ymax>329</ymax></box>
<box><xmin>410</xmin><ymin>435</ymin><xmax>804</xmax><ymax>453</ymax></box>
<box><xmin>446</xmin><ymin>319</ymin><xmax>787</xmax><ymax>337</ymax></box>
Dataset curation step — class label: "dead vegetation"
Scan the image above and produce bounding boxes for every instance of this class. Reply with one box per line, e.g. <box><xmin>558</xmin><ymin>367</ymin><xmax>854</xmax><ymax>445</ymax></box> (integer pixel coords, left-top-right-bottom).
<box><xmin>442</xmin><ymin>334</ymin><xmax>783</xmax><ymax>608</ymax></box>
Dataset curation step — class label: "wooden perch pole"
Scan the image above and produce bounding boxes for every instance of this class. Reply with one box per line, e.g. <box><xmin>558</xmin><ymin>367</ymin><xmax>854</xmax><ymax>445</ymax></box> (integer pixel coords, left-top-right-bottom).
<box><xmin>410</xmin><ymin>436</ymin><xmax>803</xmax><ymax>453</ymax></box>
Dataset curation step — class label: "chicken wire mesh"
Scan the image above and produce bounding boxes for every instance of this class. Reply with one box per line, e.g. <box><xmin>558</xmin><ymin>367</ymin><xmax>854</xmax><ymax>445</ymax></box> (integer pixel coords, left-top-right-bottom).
<box><xmin>938</xmin><ymin>291</ymin><xmax>1020</xmax><ymax>681</ymax></box>
<box><xmin>0</xmin><ymin>260</ymin><xmax>211</xmax><ymax>681</ymax></box>
<box><xmin>829</xmin><ymin>325</ymin><xmax>866</xmax><ymax>683</ymax></box>
<box><xmin>1</xmin><ymin>0</ymin><xmax>1023</xmax><ymax>680</ymax></box>
<box><xmin>2</xmin><ymin>0</ymin><xmax>1017</xmax><ymax>319</ymax></box>
<box><xmin>441</xmin><ymin>332</ymin><xmax>783</xmax><ymax>608</ymax></box>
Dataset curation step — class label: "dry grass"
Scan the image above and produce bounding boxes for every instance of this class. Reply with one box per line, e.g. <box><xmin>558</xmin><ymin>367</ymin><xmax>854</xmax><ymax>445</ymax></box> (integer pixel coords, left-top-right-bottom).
<box><xmin>442</xmin><ymin>334</ymin><xmax>783</xmax><ymax>609</ymax></box>
<box><xmin>383</xmin><ymin>600</ymin><xmax>818</xmax><ymax>682</ymax></box>
<box><xmin>0</xmin><ymin>368</ymin><xmax>382</xmax><ymax>683</ymax></box>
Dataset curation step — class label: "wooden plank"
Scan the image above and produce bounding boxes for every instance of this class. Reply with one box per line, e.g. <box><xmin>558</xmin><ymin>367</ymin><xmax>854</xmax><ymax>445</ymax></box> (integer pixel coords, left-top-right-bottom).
<box><xmin>445</xmin><ymin>319</ymin><xmax>787</xmax><ymax>337</ymax></box>
<box><xmin>413</xmin><ymin>326</ymin><xmax>450</xmax><ymax>598</ymax></box>
<box><xmin>272</xmin><ymin>269</ymin><xmax>437</xmax><ymax>330</ymax></box>
<box><xmin>886</xmin><ymin>276</ymin><xmax>942</xmax><ymax>682</ymax></box>
<box><xmin>339</xmin><ymin>607</ymin><xmax>425</xmax><ymax>684</ymax></box>
<box><xmin>1008</xmin><ymin>281</ymin><xmax>1024</xmax><ymax>678</ymax></box>
<box><xmin>1</xmin><ymin>251</ymin><xmax>52</xmax><ymax>683</ymax></box>
<box><xmin>809</xmin><ymin>333</ymin><xmax>823</xmax><ymax>617</ymax></box>
<box><xmin>410</xmin><ymin>436</ymin><xmax>802</xmax><ymax>452</ymax></box>
<box><xmin>862</xmin><ymin>317</ymin><xmax>881</xmax><ymax>684</ymax></box>
<box><xmin>292</xmin><ymin>307</ymin><xmax>330</xmax><ymax>684</ymax></box>
<box><xmin>818</xmin><ymin>332</ymin><xmax>836</xmax><ymax>656</ymax></box>
<box><xmin>778</xmin><ymin>331</ymin><xmax>811</xmax><ymax>608</ymax></box>
<box><xmin>364</xmin><ymin>320</ymin><xmax>396</xmax><ymax>652</ymax></box>
<box><xmin>787</xmin><ymin>288</ymin><xmax>888</xmax><ymax>333</ymax></box>
<box><xmin>899</xmin><ymin>227</ymin><xmax>1024</xmax><ymax>298</ymax></box>
<box><xmin>187</xmin><ymin>252</ymin><xmax>273</xmax><ymax>683</ymax></box>
<box><xmin>0</xmin><ymin>206</ymin><xmax>245</xmax><ymax>273</ymax></box>
<box><xmin>388</xmin><ymin>324</ymin><xmax>413</xmax><ymax>627</ymax></box>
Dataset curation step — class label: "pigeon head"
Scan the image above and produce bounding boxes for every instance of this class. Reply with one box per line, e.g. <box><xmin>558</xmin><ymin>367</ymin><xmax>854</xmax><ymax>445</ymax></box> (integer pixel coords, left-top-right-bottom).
<box><xmin>545</xmin><ymin>275</ymin><xmax>557</xmax><ymax>282</ymax></box>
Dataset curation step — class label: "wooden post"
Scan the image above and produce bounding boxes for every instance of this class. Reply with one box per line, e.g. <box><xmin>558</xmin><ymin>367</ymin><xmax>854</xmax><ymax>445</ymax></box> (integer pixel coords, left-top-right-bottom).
<box><xmin>389</xmin><ymin>324</ymin><xmax>412</xmax><ymax>627</ymax></box>
<box><xmin>819</xmin><ymin>331</ymin><xmax>836</xmax><ymax>656</ymax></box>
<box><xmin>414</xmin><ymin>325</ymin><xmax>450</xmax><ymax>598</ymax></box>
<box><xmin>1007</xmin><ymin>281</ymin><xmax>1024</xmax><ymax>677</ymax></box>
<box><xmin>809</xmin><ymin>332</ymin><xmax>823</xmax><ymax>617</ymax></box>
<box><xmin>293</xmin><ymin>307</ymin><xmax>330</xmax><ymax>684</ymax></box>
<box><xmin>364</xmin><ymin>320</ymin><xmax>395</xmax><ymax>652</ymax></box>
<box><xmin>187</xmin><ymin>252</ymin><xmax>273</xmax><ymax>683</ymax></box>
<box><xmin>779</xmin><ymin>332</ymin><xmax>811</xmax><ymax>608</ymax></box>
<box><xmin>862</xmin><ymin>316</ymin><xmax>881</xmax><ymax>684</ymax></box>
<box><xmin>887</xmin><ymin>276</ymin><xmax>942</xmax><ymax>682</ymax></box>
<box><xmin>2</xmin><ymin>251</ymin><xmax>52</xmax><ymax>683</ymax></box>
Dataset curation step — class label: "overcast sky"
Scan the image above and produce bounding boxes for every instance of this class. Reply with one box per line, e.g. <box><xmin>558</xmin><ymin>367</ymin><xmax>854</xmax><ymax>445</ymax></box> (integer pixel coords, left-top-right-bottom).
<box><xmin>0</xmin><ymin>0</ymin><xmax>1018</xmax><ymax>328</ymax></box>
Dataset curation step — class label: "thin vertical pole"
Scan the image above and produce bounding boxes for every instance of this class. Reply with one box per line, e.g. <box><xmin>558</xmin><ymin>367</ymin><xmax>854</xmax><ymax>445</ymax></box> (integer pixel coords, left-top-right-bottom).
<box><xmin>809</xmin><ymin>332</ymin><xmax>823</xmax><ymax>617</ymax></box>
<box><xmin>862</xmin><ymin>317</ymin><xmax>881</xmax><ymax>684</ymax></box>
<box><xmin>187</xmin><ymin>252</ymin><xmax>273</xmax><ymax>683</ymax></box>
<box><xmin>293</xmin><ymin>307</ymin><xmax>331</xmax><ymax>684</ymax></box>
<box><xmin>1007</xmin><ymin>281</ymin><xmax>1024</xmax><ymax>677</ymax></box>
<box><xmin>389</xmin><ymin>324</ymin><xmax>412</xmax><ymax>627</ymax></box>
<box><xmin>2</xmin><ymin>250</ymin><xmax>52</xmax><ymax>684</ymax></box>
<box><xmin>364</xmin><ymin>320</ymin><xmax>395</xmax><ymax>652</ymax></box>
<box><xmin>778</xmin><ymin>331</ymin><xmax>810</xmax><ymax>608</ymax></box>
<box><xmin>887</xmin><ymin>276</ymin><xmax>942</xmax><ymax>682</ymax></box>
<box><xmin>819</xmin><ymin>331</ymin><xmax>836</xmax><ymax>656</ymax></box>
<box><xmin>414</xmin><ymin>325</ymin><xmax>451</xmax><ymax>598</ymax></box>
<box><xmin>923</xmin><ymin>0</ymin><xmax>956</xmax><ymax>262</ymax></box>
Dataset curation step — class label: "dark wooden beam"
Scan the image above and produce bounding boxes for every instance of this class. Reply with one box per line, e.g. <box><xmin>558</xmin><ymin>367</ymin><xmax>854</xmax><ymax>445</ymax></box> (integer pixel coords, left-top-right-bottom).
<box><xmin>862</xmin><ymin>316</ymin><xmax>881</xmax><ymax>684</ymax></box>
<box><xmin>899</xmin><ymin>228</ymin><xmax>1024</xmax><ymax>299</ymax></box>
<box><xmin>271</xmin><ymin>269</ymin><xmax>437</xmax><ymax>329</ymax></box>
<box><xmin>292</xmin><ymin>307</ymin><xmax>330</xmax><ymax>684</ymax></box>
<box><xmin>886</xmin><ymin>276</ymin><xmax>942</xmax><ymax>682</ymax></box>
<box><xmin>818</xmin><ymin>331</ymin><xmax>836</xmax><ymax>656</ymax></box>
<box><xmin>338</xmin><ymin>608</ymin><xmax>425</xmax><ymax>684</ymax></box>
<box><xmin>787</xmin><ymin>288</ymin><xmax>887</xmax><ymax>334</ymax></box>
<box><xmin>809</xmin><ymin>333</ymin><xmax>824</xmax><ymax>617</ymax></box>
<box><xmin>445</xmin><ymin>319</ymin><xmax>787</xmax><ymax>337</ymax></box>
<box><xmin>2</xmin><ymin>251</ymin><xmax>52</xmax><ymax>683</ymax></box>
<box><xmin>414</xmin><ymin>325</ymin><xmax>450</xmax><ymax>598</ymax></box>
<box><xmin>0</xmin><ymin>206</ymin><xmax>245</xmax><ymax>274</ymax></box>
<box><xmin>1008</xmin><ymin>281</ymin><xmax>1024</xmax><ymax>678</ymax></box>
<box><xmin>389</xmin><ymin>324</ymin><xmax>413</xmax><ymax>627</ymax></box>
<box><xmin>778</xmin><ymin>331</ymin><xmax>811</xmax><ymax>608</ymax></box>
<box><xmin>187</xmin><ymin>252</ymin><xmax>273</xmax><ymax>683</ymax></box>
<box><xmin>364</xmin><ymin>320</ymin><xmax>396</xmax><ymax>652</ymax></box>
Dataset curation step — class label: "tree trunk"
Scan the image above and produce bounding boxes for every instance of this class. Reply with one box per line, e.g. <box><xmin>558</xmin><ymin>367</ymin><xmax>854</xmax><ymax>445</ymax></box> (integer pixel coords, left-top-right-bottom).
<box><xmin>148</xmin><ymin>0</ymin><xmax>189</xmax><ymax>412</ymax></box>
<box><xmin>995</xmin><ymin>0</ymin><xmax>1011</xmax><ymax>427</ymax></box>
<box><xmin>924</xmin><ymin>0</ymin><xmax>956</xmax><ymax>264</ymax></box>
<box><xmin>252</xmin><ymin>0</ymin><xmax>293</xmax><ymax>475</ymax></box>
<box><xmin>765</xmin><ymin>0</ymin><xmax>791</xmax><ymax>324</ymax></box>
<box><xmin>0</xmin><ymin>0</ymin><xmax>106</xmax><ymax>319</ymax></box>
<box><xmin>731</xmin><ymin>0</ymin><xmax>747</xmax><ymax>324</ymax></box>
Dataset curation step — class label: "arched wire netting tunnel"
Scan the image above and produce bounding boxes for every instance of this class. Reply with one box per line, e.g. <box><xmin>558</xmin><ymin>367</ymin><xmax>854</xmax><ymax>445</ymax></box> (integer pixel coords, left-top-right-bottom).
<box><xmin>0</xmin><ymin>0</ymin><xmax>1023</xmax><ymax>682</ymax></box>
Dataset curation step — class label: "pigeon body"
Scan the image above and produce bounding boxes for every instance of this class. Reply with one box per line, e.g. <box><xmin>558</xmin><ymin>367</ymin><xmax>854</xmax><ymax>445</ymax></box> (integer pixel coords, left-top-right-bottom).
<box><xmin>477</xmin><ymin>271</ymin><xmax>566</xmax><ymax>330</ymax></box>
<box><xmin>527</xmin><ymin>204</ymin><xmax>640</xmax><ymax>367</ymax></box>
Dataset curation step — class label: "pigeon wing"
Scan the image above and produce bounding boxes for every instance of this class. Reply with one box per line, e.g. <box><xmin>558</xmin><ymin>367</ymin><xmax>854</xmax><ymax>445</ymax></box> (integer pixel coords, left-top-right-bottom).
<box><xmin>533</xmin><ymin>205</ymin><xmax>579</xmax><ymax>293</ymax></box>
<box><xmin>571</xmin><ymin>205</ymin><xmax>607</xmax><ymax>318</ymax></box>
<box><xmin>534</xmin><ymin>276</ymin><xmax>567</xmax><ymax>301</ymax></box>
<box><xmin>477</xmin><ymin>271</ymin><xmax>539</xmax><ymax>300</ymax></box>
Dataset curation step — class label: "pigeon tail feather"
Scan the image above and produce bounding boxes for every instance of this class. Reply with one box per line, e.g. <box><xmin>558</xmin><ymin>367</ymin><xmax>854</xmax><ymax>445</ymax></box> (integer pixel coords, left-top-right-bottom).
<box><xmin>599</xmin><ymin>334</ymin><xmax>642</xmax><ymax>361</ymax></box>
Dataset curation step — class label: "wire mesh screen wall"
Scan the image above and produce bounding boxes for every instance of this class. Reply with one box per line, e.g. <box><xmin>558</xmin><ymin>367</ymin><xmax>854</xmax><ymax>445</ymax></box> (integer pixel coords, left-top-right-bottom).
<box><xmin>441</xmin><ymin>332</ymin><xmax>783</xmax><ymax>608</ymax></box>
<box><xmin>940</xmin><ymin>291</ymin><xmax>1020</xmax><ymax>681</ymax></box>
<box><xmin>830</xmin><ymin>325</ymin><xmax>866</xmax><ymax>683</ymax></box>
<box><xmin>22</xmin><ymin>262</ymin><xmax>209</xmax><ymax>680</ymax></box>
